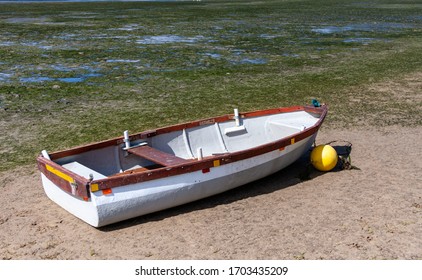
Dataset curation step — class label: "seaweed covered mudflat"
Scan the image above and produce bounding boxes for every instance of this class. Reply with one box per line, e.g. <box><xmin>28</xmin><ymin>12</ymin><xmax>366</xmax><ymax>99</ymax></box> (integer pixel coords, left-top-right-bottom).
<box><xmin>0</xmin><ymin>0</ymin><xmax>421</xmax><ymax>171</ymax></box>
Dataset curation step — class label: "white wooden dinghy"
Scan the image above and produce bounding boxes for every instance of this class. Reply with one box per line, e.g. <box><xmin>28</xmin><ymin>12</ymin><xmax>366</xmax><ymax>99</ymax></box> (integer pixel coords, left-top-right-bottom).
<box><xmin>37</xmin><ymin>104</ymin><xmax>327</xmax><ymax>227</ymax></box>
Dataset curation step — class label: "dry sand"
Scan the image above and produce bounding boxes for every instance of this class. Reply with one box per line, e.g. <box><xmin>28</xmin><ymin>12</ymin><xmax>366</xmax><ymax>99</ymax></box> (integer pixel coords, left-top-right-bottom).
<box><xmin>0</xmin><ymin>125</ymin><xmax>421</xmax><ymax>260</ymax></box>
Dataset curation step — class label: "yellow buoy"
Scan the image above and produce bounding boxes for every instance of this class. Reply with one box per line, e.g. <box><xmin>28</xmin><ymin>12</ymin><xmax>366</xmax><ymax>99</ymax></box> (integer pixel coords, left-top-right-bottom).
<box><xmin>310</xmin><ymin>145</ymin><xmax>338</xmax><ymax>171</ymax></box>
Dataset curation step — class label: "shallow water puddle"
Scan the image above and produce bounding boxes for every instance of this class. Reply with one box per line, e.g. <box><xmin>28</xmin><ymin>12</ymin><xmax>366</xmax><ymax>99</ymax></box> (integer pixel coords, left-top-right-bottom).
<box><xmin>0</xmin><ymin>39</ymin><xmax>53</xmax><ymax>50</ymax></box>
<box><xmin>238</xmin><ymin>58</ymin><xmax>267</xmax><ymax>65</ymax></box>
<box><xmin>342</xmin><ymin>38</ymin><xmax>385</xmax><ymax>44</ymax></box>
<box><xmin>57</xmin><ymin>73</ymin><xmax>102</xmax><ymax>83</ymax></box>
<box><xmin>7</xmin><ymin>63</ymin><xmax>104</xmax><ymax>84</ymax></box>
<box><xmin>106</xmin><ymin>59</ymin><xmax>141</xmax><ymax>63</ymax></box>
<box><xmin>18</xmin><ymin>73</ymin><xmax>102</xmax><ymax>84</ymax></box>
<box><xmin>203</xmin><ymin>53</ymin><xmax>222</xmax><ymax>59</ymax></box>
<box><xmin>19</xmin><ymin>76</ymin><xmax>54</xmax><ymax>83</ymax></box>
<box><xmin>4</xmin><ymin>17</ymin><xmax>51</xmax><ymax>24</ymax></box>
<box><xmin>136</xmin><ymin>35</ymin><xmax>206</xmax><ymax>44</ymax></box>
<box><xmin>0</xmin><ymin>73</ymin><xmax>13</xmax><ymax>82</ymax></box>
<box><xmin>312</xmin><ymin>22</ymin><xmax>414</xmax><ymax>34</ymax></box>
<box><xmin>111</xmin><ymin>24</ymin><xmax>143</xmax><ymax>31</ymax></box>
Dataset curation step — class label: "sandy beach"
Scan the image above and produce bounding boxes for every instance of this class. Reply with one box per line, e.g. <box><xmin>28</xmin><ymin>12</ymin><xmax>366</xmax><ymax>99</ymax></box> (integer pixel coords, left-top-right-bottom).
<box><xmin>1</xmin><ymin>125</ymin><xmax>421</xmax><ymax>260</ymax></box>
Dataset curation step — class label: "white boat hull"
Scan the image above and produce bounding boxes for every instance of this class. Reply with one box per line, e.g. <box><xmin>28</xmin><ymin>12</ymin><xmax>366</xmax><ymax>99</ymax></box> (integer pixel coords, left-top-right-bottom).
<box><xmin>42</xmin><ymin>134</ymin><xmax>316</xmax><ymax>227</ymax></box>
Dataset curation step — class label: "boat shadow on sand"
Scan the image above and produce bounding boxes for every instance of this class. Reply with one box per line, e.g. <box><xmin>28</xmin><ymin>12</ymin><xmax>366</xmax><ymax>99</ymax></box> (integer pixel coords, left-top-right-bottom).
<box><xmin>100</xmin><ymin>145</ymin><xmax>353</xmax><ymax>231</ymax></box>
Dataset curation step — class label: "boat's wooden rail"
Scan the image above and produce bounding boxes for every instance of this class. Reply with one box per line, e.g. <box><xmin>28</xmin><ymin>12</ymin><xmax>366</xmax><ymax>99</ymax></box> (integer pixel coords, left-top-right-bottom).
<box><xmin>127</xmin><ymin>145</ymin><xmax>189</xmax><ymax>167</ymax></box>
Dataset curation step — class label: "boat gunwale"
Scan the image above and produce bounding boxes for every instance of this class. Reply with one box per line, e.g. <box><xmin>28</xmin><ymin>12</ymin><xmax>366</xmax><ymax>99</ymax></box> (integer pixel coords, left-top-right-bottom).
<box><xmin>36</xmin><ymin>105</ymin><xmax>327</xmax><ymax>197</ymax></box>
<box><xmin>37</xmin><ymin>157</ymin><xmax>91</xmax><ymax>200</ymax></box>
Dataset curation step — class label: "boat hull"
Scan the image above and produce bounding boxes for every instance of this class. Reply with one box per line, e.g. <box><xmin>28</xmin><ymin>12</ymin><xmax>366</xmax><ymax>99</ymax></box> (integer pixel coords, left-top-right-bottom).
<box><xmin>41</xmin><ymin>134</ymin><xmax>316</xmax><ymax>227</ymax></box>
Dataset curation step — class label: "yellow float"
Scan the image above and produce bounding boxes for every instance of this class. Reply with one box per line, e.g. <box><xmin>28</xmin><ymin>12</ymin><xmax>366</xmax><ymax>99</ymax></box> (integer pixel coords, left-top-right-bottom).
<box><xmin>310</xmin><ymin>144</ymin><xmax>338</xmax><ymax>171</ymax></box>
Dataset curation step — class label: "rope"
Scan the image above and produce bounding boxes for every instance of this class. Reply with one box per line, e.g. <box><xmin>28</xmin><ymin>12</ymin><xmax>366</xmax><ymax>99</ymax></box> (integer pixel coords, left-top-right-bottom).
<box><xmin>325</xmin><ymin>140</ymin><xmax>358</xmax><ymax>170</ymax></box>
<box><xmin>325</xmin><ymin>140</ymin><xmax>352</xmax><ymax>156</ymax></box>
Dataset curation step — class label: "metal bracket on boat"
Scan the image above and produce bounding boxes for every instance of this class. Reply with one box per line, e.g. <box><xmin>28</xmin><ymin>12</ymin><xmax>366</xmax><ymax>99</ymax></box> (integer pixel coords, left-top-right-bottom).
<box><xmin>122</xmin><ymin>142</ymin><xmax>148</xmax><ymax>151</ymax></box>
<box><xmin>122</xmin><ymin>130</ymin><xmax>148</xmax><ymax>151</ymax></box>
<box><xmin>224</xmin><ymin>108</ymin><xmax>246</xmax><ymax>135</ymax></box>
<box><xmin>123</xmin><ymin>130</ymin><xmax>131</xmax><ymax>150</ymax></box>
<box><xmin>70</xmin><ymin>181</ymin><xmax>78</xmax><ymax>196</ymax></box>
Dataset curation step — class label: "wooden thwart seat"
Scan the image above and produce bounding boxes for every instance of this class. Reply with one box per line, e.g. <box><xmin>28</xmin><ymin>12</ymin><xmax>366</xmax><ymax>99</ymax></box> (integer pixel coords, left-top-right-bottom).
<box><xmin>127</xmin><ymin>145</ymin><xmax>189</xmax><ymax>166</ymax></box>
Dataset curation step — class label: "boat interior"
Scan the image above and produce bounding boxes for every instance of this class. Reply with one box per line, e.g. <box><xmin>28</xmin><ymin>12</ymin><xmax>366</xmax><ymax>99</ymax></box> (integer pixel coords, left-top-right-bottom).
<box><xmin>51</xmin><ymin>110</ymin><xmax>320</xmax><ymax>180</ymax></box>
